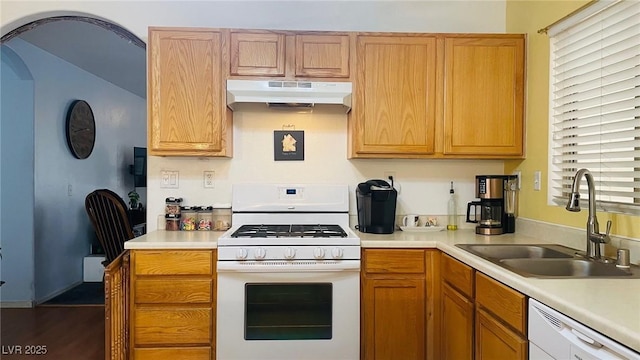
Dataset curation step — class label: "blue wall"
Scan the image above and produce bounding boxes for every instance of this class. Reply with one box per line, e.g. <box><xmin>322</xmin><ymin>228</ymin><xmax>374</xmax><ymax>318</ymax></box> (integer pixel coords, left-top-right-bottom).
<box><xmin>1</xmin><ymin>45</ymin><xmax>35</xmax><ymax>305</ymax></box>
<box><xmin>2</xmin><ymin>38</ymin><xmax>146</xmax><ymax>303</ymax></box>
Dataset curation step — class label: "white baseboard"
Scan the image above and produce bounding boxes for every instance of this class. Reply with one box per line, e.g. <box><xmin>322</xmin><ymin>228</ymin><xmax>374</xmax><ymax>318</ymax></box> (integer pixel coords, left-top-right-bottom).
<box><xmin>0</xmin><ymin>301</ymin><xmax>34</xmax><ymax>308</ymax></box>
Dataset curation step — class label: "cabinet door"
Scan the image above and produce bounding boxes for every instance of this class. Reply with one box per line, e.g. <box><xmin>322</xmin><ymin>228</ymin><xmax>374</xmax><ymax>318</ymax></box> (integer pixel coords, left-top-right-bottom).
<box><xmin>475</xmin><ymin>308</ymin><xmax>527</xmax><ymax>360</ymax></box>
<box><xmin>230</xmin><ymin>31</ymin><xmax>285</xmax><ymax>76</ymax></box>
<box><xmin>441</xmin><ymin>282</ymin><xmax>474</xmax><ymax>360</ymax></box>
<box><xmin>295</xmin><ymin>34</ymin><xmax>350</xmax><ymax>78</ymax></box>
<box><xmin>352</xmin><ymin>36</ymin><xmax>437</xmax><ymax>157</ymax></box>
<box><xmin>362</xmin><ymin>278</ymin><xmax>426</xmax><ymax>360</ymax></box>
<box><xmin>443</xmin><ymin>36</ymin><xmax>525</xmax><ymax>157</ymax></box>
<box><xmin>148</xmin><ymin>28</ymin><xmax>230</xmax><ymax>156</ymax></box>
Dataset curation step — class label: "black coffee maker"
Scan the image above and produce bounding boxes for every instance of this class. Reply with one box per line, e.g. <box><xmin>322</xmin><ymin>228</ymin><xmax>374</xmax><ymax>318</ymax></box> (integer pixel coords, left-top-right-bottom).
<box><xmin>356</xmin><ymin>179</ymin><xmax>398</xmax><ymax>234</ymax></box>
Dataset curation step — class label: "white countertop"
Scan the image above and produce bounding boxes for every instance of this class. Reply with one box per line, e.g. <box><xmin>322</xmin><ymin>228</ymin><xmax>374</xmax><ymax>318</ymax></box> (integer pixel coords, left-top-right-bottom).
<box><xmin>124</xmin><ymin>230</ymin><xmax>224</xmax><ymax>249</ymax></box>
<box><xmin>124</xmin><ymin>228</ymin><xmax>640</xmax><ymax>353</ymax></box>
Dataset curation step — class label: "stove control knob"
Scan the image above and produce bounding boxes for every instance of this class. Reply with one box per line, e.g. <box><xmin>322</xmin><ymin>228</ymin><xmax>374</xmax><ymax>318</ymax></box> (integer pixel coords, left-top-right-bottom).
<box><xmin>284</xmin><ymin>247</ymin><xmax>296</xmax><ymax>259</ymax></box>
<box><xmin>313</xmin><ymin>247</ymin><xmax>326</xmax><ymax>259</ymax></box>
<box><xmin>236</xmin><ymin>248</ymin><xmax>248</xmax><ymax>260</ymax></box>
<box><xmin>254</xmin><ymin>247</ymin><xmax>267</xmax><ymax>260</ymax></box>
<box><xmin>331</xmin><ymin>247</ymin><xmax>344</xmax><ymax>259</ymax></box>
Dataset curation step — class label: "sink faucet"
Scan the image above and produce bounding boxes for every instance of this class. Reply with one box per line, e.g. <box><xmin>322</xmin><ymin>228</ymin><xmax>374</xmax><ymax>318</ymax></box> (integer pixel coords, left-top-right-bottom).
<box><xmin>565</xmin><ymin>169</ymin><xmax>612</xmax><ymax>260</ymax></box>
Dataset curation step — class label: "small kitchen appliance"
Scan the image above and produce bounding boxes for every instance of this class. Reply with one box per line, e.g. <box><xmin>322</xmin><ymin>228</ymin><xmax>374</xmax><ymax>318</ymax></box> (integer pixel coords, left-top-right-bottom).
<box><xmin>356</xmin><ymin>179</ymin><xmax>398</xmax><ymax>234</ymax></box>
<box><xmin>216</xmin><ymin>184</ymin><xmax>360</xmax><ymax>360</ymax></box>
<box><xmin>466</xmin><ymin>175</ymin><xmax>518</xmax><ymax>235</ymax></box>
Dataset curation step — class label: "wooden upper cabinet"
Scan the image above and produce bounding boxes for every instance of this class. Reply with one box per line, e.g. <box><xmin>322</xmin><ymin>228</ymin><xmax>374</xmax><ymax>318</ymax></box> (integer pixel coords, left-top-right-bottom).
<box><xmin>230</xmin><ymin>31</ymin><xmax>286</xmax><ymax>76</ymax></box>
<box><xmin>295</xmin><ymin>34</ymin><xmax>350</xmax><ymax>78</ymax></box>
<box><xmin>351</xmin><ymin>35</ymin><xmax>437</xmax><ymax>157</ymax></box>
<box><xmin>443</xmin><ymin>35</ymin><xmax>525</xmax><ymax>157</ymax></box>
<box><xmin>148</xmin><ymin>28</ymin><xmax>231</xmax><ymax>157</ymax></box>
<box><xmin>230</xmin><ymin>31</ymin><xmax>351</xmax><ymax>79</ymax></box>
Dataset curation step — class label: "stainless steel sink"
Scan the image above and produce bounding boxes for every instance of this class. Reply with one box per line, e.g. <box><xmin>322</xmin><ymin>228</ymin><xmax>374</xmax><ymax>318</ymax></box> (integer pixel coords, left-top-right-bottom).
<box><xmin>500</xmin><ymin>258</ymin><xmax>638</xmax><ymax>278</ymax></box>
<box><xmin>455</xmin><ymin>244</ymin><xmax>640</xmax><ymax>278</ymax></box>
<box><xmin>456</xmin><ymin>244</ymin><xmax>575</xmax><ymax>260</ymax></box>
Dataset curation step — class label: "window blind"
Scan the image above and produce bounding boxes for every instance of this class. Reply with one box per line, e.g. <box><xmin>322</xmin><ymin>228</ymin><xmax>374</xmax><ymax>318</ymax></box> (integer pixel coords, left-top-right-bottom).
<box><xmin>548</xmin><ymin>0</ymin><xmax>640</xmax><ymax>215</ymax></box>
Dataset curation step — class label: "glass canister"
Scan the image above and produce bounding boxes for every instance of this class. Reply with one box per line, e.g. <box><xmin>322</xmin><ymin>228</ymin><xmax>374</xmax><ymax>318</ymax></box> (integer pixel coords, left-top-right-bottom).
<box><xmin>165</xmin><ymin>197</ymin><xmax>183</xmax><ymax>216</ymax></box>
<box><xmin>165</xmin><ymin>213</ymin><xmax>181</xmax><ymax>231</ymax></box>
<box><xmin>180</xmin><ymin>206</ymin><xmax>197</xmax><ymax>231</ymax></box>
<box><xmin>197</xmin><ymin>206</ymin><xmax>213</xmax><ymax>231</ymax></box>
<box><xmin>212</xmin><ymin>204</ymin><xmax>232</xmax><ymax>231</ymax></box>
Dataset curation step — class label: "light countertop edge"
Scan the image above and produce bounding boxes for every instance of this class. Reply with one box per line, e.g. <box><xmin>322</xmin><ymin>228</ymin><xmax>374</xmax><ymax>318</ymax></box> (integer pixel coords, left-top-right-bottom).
<box><xmin>124</xmin><ymin>229</ymin><xmax>640</xmax><ymax>353</ymax></box>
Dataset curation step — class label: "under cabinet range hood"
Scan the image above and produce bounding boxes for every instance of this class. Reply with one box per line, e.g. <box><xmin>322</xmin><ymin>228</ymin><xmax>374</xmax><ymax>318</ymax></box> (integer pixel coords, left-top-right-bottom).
<box><xmin>226</xmin><ymin>79</ymin><xmax>352</xmax><ymax>112</ymax></box>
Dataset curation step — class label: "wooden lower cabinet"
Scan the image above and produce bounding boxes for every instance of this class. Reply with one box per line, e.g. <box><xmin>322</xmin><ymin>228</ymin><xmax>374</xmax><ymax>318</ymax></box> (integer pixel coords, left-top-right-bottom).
<box><xmin>439</xmin><ymin>254</ymin><xmax>474</xmax><ymax>360</ymax></box>
<box><xmin>438</xmin><ymin>253</ymin><xmax>527</xmax><ymax>360</ymax></box>
<box><xmin>363</xmin><ymin>278</ymin><xmax>426</xmax><ymax>360</ymax></box>
<box><xmin>440</xmin><ymin>282</ymin><xmax>474</xmax><ymax>360</ymax></box>
<box><xmin>130</xmin><ymin>250</ymin><xmax>217</xmax><ymax>360</ymax></box>
<box><xmin>361</xmin><ymin>249</ymin><xmax>437</xmax><ymax>360</ymax></box>
<box><xmin>476</xmin><ymin>308</ymin><xmax>527</xmax><ymax>360</ymax></box>
<box><xmin>134</xmin><ymin>347</ymin><xmax>211</xmax><ymax>360</ymax></box>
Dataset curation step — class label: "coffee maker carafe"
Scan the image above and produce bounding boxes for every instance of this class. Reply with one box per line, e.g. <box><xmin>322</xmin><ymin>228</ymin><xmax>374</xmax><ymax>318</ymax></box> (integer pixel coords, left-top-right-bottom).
<box><xmin>466</xmin><ymin>175</ymin><xmax>517</xmax><ymax>235</ymax></box>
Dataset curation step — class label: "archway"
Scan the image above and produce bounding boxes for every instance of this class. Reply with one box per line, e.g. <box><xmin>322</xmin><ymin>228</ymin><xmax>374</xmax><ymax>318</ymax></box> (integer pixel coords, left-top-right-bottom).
<box><xmin>1</xmin><ymin>15</ymin><xmax>146</xmax><ymax>305</ymax></box>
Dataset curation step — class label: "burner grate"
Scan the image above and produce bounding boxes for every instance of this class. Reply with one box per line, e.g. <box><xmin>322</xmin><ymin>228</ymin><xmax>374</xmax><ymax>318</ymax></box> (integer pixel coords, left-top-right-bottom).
<box><xmin>231</xmin><ymin>224</ymin><xmax>348</xmax><ymax>238</ymax></box>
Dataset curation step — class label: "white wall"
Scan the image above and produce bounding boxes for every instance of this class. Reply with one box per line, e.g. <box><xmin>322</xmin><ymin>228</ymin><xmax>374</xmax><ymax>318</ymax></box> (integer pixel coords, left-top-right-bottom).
<box><xmin>1</xmin><ymin>1</ymin><xmax>508</xmax><ymax>232</ymax></box>
<box><xmin>5</xmin><ymin>39</ymin><xmax>146</xmax><ymax>302</ymax></box>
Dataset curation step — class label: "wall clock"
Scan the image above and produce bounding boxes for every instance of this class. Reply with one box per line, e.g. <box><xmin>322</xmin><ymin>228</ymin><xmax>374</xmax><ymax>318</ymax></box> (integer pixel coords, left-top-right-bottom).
<box><xmin>65</xmin><ymin>100</ymin><xmax>96</xmax><ymax>159</ymax></box>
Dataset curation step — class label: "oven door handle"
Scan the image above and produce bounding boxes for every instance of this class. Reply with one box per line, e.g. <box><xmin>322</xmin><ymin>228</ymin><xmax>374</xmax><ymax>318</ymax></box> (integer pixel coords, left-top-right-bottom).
<box><xmin>217</xmin><ymin>260</ymin><xmax>361</xmax><ymax>273</ymax></box>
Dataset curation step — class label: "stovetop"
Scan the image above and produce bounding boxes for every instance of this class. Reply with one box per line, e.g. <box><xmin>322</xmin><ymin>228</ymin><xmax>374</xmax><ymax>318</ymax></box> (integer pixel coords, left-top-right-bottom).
<box><xmin>217</xmin><ymin>223</ymin><xmax>360</xmax><ymax>249</ymax></box>
<box><xmin>231</xmin><ymin>224</ymin><xmax>348</xmax><ymax>238</ymax></box>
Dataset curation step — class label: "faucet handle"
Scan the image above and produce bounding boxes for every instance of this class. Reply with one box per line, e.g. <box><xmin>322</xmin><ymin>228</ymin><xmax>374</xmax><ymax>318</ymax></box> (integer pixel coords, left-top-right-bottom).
<box><xmin>605</xmin><ymin>220</ymin><xmax>612</xmax><ymax>236</ymax></box>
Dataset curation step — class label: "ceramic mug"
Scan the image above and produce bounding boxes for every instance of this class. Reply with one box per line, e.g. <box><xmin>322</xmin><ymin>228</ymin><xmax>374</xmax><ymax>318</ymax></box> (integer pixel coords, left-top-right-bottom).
<box><xmin>402</xmin><ymin>214</ymin><xmax>419</xmax><ymax>227</ymax></box>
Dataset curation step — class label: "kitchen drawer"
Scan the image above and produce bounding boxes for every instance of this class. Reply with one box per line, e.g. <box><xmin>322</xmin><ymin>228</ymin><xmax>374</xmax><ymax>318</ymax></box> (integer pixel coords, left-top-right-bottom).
<box><xmin>441</xmin><ymin>254</ymin><xmax>474</xmax><ymax>298</ymax></box>
<box><xmin>475</xmin><ymin>272</ymin><xmax>526</xmax><ymax>335</ymax></box>
<box><xmin>363</xmin><ymin>249</ymin><xmax>425</xmax><ymax>274</ymax></box>
<box><xmin>134</xmin><ymin>250</ymin><xmax>213</xmax><ymax>275</ymax></box>
<box><xmin>134</xmin><ymin>307</ymin><xmax>212</xmax><ymax>345</ymax></box>
<box><xmin>134</xmin><ymin>278</ymin><xmax>213</xmax><ymax>304</ymax></box>
<box><xmin>134</xmin><ymin>347</ymin><xmax>211</xmax><ymax>360</ymax></box>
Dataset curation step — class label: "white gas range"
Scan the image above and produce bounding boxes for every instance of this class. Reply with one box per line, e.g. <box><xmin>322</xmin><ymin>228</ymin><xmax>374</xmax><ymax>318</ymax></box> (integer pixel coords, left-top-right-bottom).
<box><xmin>216</xmin><ymin>184</ymin><xmax>360</xmax><ymax>360</ymax></box>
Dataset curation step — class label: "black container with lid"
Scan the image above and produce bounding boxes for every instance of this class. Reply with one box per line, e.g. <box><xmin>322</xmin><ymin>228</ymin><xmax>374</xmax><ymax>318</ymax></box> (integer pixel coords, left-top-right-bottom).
<box><xmin>165</xmin><ymin>197</ymin><xmax>183</xmax><ymax>215</ymax></box>
<box><xmin>165</xmin><ymin>213</ymin><xmax>181</xmax><ymax>231</ymax></box>
<box><xmin>180</xmin><ymin>206</ymin><xmax>197</xmax><ymax>231</ymax></box>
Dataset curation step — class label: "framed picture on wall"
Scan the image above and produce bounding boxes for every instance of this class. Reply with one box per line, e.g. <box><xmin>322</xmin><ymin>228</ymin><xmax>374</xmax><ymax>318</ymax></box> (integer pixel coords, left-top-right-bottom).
<box><xmin>274</xmin><ymin>130</ymin><xmax>304</xmax><ymax>161</ymax></box>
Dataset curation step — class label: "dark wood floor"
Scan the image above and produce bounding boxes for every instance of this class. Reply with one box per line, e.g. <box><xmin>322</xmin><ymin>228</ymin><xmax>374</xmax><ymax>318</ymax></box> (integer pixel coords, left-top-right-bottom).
<box><xmin>0</xmin><ymin>306</ymin><xmax>104</xmax><ymax>360</ymax></box>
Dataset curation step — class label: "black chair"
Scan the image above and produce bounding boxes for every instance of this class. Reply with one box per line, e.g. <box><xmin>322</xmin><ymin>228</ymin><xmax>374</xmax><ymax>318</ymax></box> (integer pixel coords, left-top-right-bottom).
<box><xmin>85</xmin><ymin>189</ymin><xmax>134</xmax><ymax>266</ymax></box>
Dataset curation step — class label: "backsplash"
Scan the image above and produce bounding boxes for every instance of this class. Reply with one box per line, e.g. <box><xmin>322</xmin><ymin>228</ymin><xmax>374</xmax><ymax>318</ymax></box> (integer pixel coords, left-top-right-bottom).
<box><xmin>147</xmin><ymin>107</ymin><xmax>504</xmax><ymax>230</ymax></box>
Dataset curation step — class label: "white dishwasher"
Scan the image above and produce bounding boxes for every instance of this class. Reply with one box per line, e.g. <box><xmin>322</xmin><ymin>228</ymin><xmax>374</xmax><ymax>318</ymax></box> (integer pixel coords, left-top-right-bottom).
<box><xmin>529</xmin><ymin>299</ymin><xmax>640</xmax><ymax>360</ymax></box>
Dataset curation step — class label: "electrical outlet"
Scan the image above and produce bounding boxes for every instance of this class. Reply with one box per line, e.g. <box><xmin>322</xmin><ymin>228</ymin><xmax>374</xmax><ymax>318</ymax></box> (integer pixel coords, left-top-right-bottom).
<box><xmin>383</xmin><ymin>171</ymin><xmax>400</xmax><ymax>193</ymax></box>
<box><xmin>67</xmin><ymin>184</ymin><xmax>73</xmax><ymax>197</ymax></box>
<box><xmin>160</xmin><ymin>170</ymin><xmax>179</xmax><ymax>189</ymax></box>
<box><xmin>383</xmin><ymin>171</ymin><xmax>396</xmax><ymax>184</ymax></box>
<box><xmin>204</xmin><ymin>171</ymin><xmax>215</xmax><ymax>188</ymax></box>
<box><xmin>514</xmin><ymin>171</ymin><xmax>522</xmax><ymax>190</ymax></box>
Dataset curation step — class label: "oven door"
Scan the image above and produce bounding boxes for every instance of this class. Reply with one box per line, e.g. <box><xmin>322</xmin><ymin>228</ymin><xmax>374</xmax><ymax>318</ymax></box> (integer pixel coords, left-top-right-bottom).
<box><xmin>216</xmin><ymin>260</ymin><xmax>360</xmax><ymax>360</ymax></box>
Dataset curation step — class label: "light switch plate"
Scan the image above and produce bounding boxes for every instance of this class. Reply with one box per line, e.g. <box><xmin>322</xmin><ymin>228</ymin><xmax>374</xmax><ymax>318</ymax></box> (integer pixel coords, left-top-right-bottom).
<box><xmin>161</xmin><ymin>170</ymin><xmax>179</xmax><ymax>189</ymax></box>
